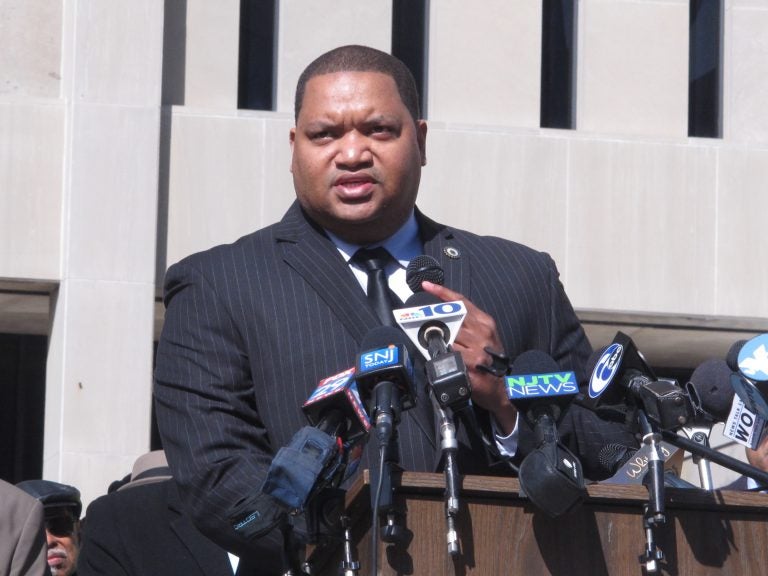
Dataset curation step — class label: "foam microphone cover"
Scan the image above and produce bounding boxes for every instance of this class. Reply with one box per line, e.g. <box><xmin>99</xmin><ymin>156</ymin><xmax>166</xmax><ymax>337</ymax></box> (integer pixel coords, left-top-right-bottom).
<box><xmin>510</xmin><ymin>349</ymin><xmax>561</xmax><ymax>375</ymax></box>
<box><xmin>598</xmin><ymin>443</ymin><xmax>636</xmax><ymax>476</ymax></box>
<box><xmin>406</xmin><ymin>255</ymin><xmax>444</xmax><ymax>292</ymax></box>
<box><xmin>687</xmin><ymin>358</ymin><xmax>735</xmax><ymax>422</ymax></box>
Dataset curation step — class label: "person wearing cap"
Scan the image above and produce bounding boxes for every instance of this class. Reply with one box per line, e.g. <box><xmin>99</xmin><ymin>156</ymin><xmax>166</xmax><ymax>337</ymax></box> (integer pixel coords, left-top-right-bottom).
<box><xmin>0</xmin><ymin>479</ymin><xmax>50</xmax><ymax>576</ymax></box>
<box><xmin>16</xmin><ymin>479</ymin><xmax>82</xmax><ymax>576</ymax></box>
<box><xmin>78</xmin><ymin>450</ymin><xmax>241</xmax><ymax>576</ymax></box>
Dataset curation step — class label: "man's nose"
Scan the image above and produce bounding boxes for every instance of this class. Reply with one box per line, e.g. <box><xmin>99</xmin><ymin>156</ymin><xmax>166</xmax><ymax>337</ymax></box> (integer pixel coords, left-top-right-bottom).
<box><xmin>335</xmin><ymin>131</ymin><xmax>372</xmax><ymax>168</ymax></box>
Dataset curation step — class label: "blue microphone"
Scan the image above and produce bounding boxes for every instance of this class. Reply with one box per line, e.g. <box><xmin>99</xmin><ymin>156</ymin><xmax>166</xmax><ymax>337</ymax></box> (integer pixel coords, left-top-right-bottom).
<box><xmin>728</xmin><ymin>334</ymin><xmax>768</xmax><ymax>419</ymax></box>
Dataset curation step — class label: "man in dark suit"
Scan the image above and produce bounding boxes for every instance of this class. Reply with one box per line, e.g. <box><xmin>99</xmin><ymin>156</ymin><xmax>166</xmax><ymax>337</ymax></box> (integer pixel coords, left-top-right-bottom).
<box><xmin>154</xmin><ymin>44</ymin><xmax>637</xmax><ymax>572</ymax></box>
<box><xmin>78</xmin><ymin>451</ymin><xmax>239</xmax><ymax>576</ymax></box>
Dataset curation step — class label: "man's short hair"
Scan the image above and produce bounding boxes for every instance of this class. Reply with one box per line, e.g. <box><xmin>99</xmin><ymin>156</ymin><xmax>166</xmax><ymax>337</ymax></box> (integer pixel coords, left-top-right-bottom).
<box><xmin>294</xmin><ymin>45</ymin><xmax>420</xmax><ymax>123</ymax></box>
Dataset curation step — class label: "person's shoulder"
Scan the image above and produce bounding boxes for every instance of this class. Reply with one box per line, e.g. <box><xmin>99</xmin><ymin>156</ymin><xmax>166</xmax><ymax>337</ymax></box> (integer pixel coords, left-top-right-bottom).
<box><xmin>442</xmin><ymin>223</ymin><xmax>553</xmax><ymax>267</ymax></box>
<box><xmin>173</xmin><ymin>225</ymin><xmax>279</xmax><ymax>269</ymax></box>
<box><xmin>420</xmin><ymin>211</ymin><xmax>548</xmax><ymax>260</ymax></box>
<box><xmin>87</xmin><ymin>479</ymin><xmax>170</xmax><ymax>515</ymax></box>
<box><xmin>0</xmin><ymin>479</ymin><xmax>43</xmax><ymax>518</ymax></box>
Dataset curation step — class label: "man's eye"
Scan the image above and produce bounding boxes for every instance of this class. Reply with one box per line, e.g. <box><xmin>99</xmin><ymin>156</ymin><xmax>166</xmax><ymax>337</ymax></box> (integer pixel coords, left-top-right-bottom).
<box><xmin>371</xmin><ymin>125</ymin><xmax>394</xmax><ymax>136</ymax></box>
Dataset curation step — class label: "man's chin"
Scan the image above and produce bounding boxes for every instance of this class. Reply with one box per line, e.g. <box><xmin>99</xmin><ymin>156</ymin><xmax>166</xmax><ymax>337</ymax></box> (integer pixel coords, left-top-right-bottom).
<box><xmin>48</xmin><ymin>559</ymin><xmax>71</xmax><ymax>576</ymax></box>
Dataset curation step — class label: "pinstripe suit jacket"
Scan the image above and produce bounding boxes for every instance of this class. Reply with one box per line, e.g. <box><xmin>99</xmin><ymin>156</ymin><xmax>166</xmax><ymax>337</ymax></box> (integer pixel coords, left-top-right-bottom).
<box><xmin>154</xmin><ymin>200</ymin><xmax>626</xmax><ymax>566</ymax></box>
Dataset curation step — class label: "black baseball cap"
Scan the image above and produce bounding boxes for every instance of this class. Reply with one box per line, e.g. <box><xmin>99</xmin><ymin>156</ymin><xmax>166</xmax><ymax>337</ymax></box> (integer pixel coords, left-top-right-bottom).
<box><xmin>16</xmin><ymin>479</ymin><xmax>82</xmax><ymax>519</ymax></box>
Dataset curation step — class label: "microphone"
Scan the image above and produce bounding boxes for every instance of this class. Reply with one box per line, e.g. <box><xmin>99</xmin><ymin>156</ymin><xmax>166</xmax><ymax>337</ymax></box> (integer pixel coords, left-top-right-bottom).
<box><xmin>354</xmin><ymin>326</ymin><xmax>415</xmax><ymax>447</ymax></box>
<box><xmin>730</xmin><ymin>333</ymin><xmax>768</xmax><ymax>382</ymax></box>
<box><xmin>397</xmin><ymin>291</ymin><xmax>471</xmax><ymax>410</ymax></box>
<box><xmin>726</xmin><ymin>335</ymin><xmax>768</xmax><ymax>419</ymax></box>
<box><xmin>262</xmin><ymin>369</ymin><xmax>373</xmax><ymax>515</ymax></box>
<box><xmin>232</xmin><ymin>369</ymin><xmax>374</xmax><ymax>543</ymax></box>
<box><xmin>397</xmin><ymin>255</ymin><xmax>472</xmax><ymax>409</ymax></box>
<box><xmin>302</xmin><ymin>367</ymin><xmax>371</xmax><ymax>444</ymax></box>
<box><xmin>691</xmin><ymin>354</ymin><xmax>768</xmax><ymax>451</ymax></box>
<box><xmin>686</xmin><ymin>359</ymin><xmax>735</xmax><ymax>423</ymax></box>
<box><xmin>406</xmin><ymin>254</ymin><xmax>445</xmax><ymax>292</ymax></box>
<box><xmin>354</xmin><ymin>326</ymin><xmax>415</xmax><ymax>550</ymax></box>
<box><xmin>506</xmin><ymin>349</ymin><xmax>580</xmax><ymax>427</ymax></box>
<box><xmin>507</xmin><ymin>350</ymin><xmax>585</xmax><ymax>517</ymax></box>
<box><xmin>404</xmin><ymin>256</ymin><xmax>467</xmax><ymax>555</ymax></box>
<box><xmin>584</xmin><ymin>332</ymin><xmax>696</xmax><ymax>431</ymax></box>
<box><xmin>395</xmin><ymin>254</ymin><xmax>466</xmax><ymax>362</ymax></box>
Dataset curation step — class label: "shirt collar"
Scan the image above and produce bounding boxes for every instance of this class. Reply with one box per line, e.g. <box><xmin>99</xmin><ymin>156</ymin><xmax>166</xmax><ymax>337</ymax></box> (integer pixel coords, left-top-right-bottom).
<box><xmin>326</xmin><ymin>210</ymin><xmax>422</xmax><ymax>267</ymax></box>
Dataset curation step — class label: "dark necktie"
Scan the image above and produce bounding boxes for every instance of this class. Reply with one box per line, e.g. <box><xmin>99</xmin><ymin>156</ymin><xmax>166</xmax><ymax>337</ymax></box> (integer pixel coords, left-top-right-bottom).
<box><xmin>352</xmin><ymin>247</ymin><xmax>402</xmax><ymax>327</ymax></box>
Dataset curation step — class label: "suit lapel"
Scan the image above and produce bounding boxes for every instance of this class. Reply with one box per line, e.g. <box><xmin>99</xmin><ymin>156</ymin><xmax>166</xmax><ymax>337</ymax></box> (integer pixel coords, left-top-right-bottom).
<box><xmin>275</xmin><ymin>202</ymin><xmax>382</xmax><ymax>343</ymax></box>
<box><xmin>418</xmin><ymin>209</ymin><xmax>472</xmax><ymax>299</ymax></box>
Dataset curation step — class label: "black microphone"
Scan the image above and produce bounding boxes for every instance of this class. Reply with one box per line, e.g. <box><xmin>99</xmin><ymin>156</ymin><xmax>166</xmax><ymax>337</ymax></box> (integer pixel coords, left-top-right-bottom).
<box><xmin>584</xmin><ymin>332</ymin><xmax>696</xmax><ymax>431</ymax></box>
<box><xmin>406</xmin><ymin>254</ymin><xmax>444</xmax><ymax>292</ymax></box>
<box><xmin>599</xmin><ymin>443</ymin><xmax>637</xmax><ymax>476</ymax></box>
<box><xmin>355</xmin><ymin>326</ymin><xmax>414</xmax><ymax>447</ymax></box>
<box><xmin>686</xmin><ymin>359</ymin><xmax>735</xmax><ymax>423</ymax></box>
<box><xmin>506</xmin><ymin>349</ymin><xmax>580</xmax><ymax>428</ymax></box>
<box><xmin>508</xmin><ymin>350</ymin><xmax>585</xmax><ymax>517</ymax></box>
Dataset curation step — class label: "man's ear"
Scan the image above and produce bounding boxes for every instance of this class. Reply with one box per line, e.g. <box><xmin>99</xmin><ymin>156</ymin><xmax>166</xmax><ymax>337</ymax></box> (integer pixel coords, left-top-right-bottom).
<box><xmin>289</xmin><ymin>128</ymin><xmax>296</xmax><ymax>172</ymax></box>
<box><xmin>417</xmin><ymin>120</ymin><xmax>427</xmax><ymax>166</ymax></box>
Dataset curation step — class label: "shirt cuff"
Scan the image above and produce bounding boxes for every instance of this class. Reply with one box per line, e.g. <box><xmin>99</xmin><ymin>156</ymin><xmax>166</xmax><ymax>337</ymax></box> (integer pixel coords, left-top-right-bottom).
<box><xmin>492</xmin><ymin>413</ymin><xmax>519</xmax><ymax>459</ymax></box>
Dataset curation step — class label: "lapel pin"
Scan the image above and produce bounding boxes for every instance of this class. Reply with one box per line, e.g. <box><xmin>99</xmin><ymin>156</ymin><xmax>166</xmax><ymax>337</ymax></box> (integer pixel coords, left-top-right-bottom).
<box><xmin>443</xmin><ymin>247</ymin><xmax>460</xmax><ymax>259</ymax></box>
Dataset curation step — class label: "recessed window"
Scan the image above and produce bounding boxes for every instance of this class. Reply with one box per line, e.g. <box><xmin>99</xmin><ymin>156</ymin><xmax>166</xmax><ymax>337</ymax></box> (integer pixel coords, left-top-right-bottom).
<box><xmin>392</xmin><ymin>0</ymin><xmax>429</xmax><ymax>118</ymax></box>
<box><xmin>540</xmin><ymin>0</ymin><xmax>577</xmax><ymax>129</ymax></box>
<box><xmin>0</xmin><ymin>334</ymin><xmax>46</xmax><ymax>483</ymax></box>
<box><xmin>238</xmin><ymin>0</ymin><xmax>277</xmax><ymax>111</ymax></box>
<box><xmin>689</xmin><ymin>0</ymin><xmax>723</xmax><ymax>138</ymax></box>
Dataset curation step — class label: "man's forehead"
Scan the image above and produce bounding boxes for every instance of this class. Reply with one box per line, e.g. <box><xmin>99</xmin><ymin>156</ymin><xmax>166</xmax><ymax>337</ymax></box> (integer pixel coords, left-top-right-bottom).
<box><xmin>303</xmin><ymin>71</ymin><xmax>400</xmax><ymax>102</ymax></box>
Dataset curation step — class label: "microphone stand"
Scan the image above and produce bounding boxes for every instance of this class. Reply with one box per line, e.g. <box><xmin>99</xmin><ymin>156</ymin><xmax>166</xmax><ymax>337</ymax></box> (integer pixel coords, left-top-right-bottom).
<box><xmin>423</xmin><ymin>327</ymin><xmax>469</xmax><ymax>558</ymax></box>
<box><xmin>681</xmin><ymin>426</ymin><xmax>714</xmax><ymax>490</ymax></box>
<box><xmin>339</xmin><ymin>515</ymin><xmax>360</xmax><ymax>576</ymax></box>
<box><xmin>369</xmin><ymin>381</ymin><xmax>405</xmax><ymax>576</ymax></box>
<box><xmin>433</xmin><ymin>400</ymin><xmax>461</xmax><ymax>556</ymax></box>
<box><xmin>659</xmin><ymin>429</ymin><xmax>768</xmax><ymax>486</ymax></box>
<box><xmin>638</xmin><ymin>410</ymin><xmax>665</xmax><ymax>574</ymax></box>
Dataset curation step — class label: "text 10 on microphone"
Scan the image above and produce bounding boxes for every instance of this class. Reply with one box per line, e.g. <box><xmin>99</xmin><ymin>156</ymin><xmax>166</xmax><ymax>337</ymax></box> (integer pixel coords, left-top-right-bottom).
<box><xmin>393</xmin><ymin>300</ymin><xmax>467</xmax><ymax>361</ymax></box>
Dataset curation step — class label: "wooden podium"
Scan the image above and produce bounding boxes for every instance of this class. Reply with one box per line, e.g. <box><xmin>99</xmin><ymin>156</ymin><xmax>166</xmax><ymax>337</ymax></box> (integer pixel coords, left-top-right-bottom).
<box><xmin>306</xmin><ymin>471</ymin><xmax>768</xmax><ymax>575</ymax></box>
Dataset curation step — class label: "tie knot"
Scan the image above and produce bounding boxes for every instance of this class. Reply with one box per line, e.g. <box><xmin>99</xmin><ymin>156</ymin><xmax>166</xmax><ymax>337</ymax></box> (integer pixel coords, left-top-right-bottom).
<box><xmin>352</xmin><ymin>247</ymin><xmax>394</xmax><ymax>273</ymax></box>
